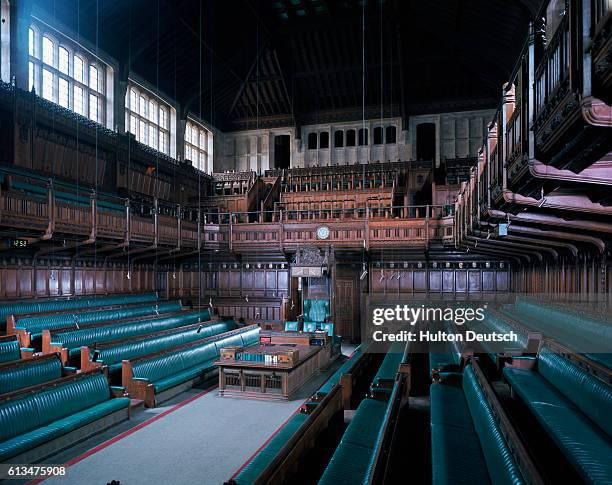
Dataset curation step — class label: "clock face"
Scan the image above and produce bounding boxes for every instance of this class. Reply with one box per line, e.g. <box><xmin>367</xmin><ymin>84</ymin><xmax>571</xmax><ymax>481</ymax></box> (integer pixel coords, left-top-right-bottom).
<box><xmin>316</xmin><ymin>226</ymin><xmax>330</xmax><ymax>240</ymax></box>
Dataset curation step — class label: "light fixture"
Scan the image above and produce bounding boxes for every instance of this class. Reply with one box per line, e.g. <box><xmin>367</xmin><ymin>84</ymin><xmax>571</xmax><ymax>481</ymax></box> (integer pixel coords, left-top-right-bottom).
<box><xmin>359</xmin><ymin>262</ymin><xmax>368</xmax><ymax>280</ymax></box>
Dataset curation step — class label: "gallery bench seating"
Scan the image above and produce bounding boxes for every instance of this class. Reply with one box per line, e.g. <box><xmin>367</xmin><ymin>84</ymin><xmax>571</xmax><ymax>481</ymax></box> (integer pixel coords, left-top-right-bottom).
<box><xmin>230</xmin><ymin>385</ymin><xmax>344</xmax><ymax>485</ymax></box>
<box><xmin>0</xmin><ymin>370</ymin><xmax>130</xmax><ymax>463</ymax></box>
<box><xmin>500</xmin><ymin>300</ymin><xmax>612</xmax><ymax>369</ymax></box>
<box><xmin>81</xmin><ymin>319</ymin><xmax>237</xmax><ymax>374</ymax></box>
<box><xmin>0</xmin><ymin>335</ymin><xmax>32</xmax><ymax>363</ymax></box>
<box><xmin>0</xmin><ymin>354</ymin><xmax>65</xmax><ymax>395</ymax></box>
<box><xmin>122</xmin><ymin>325</ymin><xmax>260</xmax><ymax>407</ymax></box>
<box><xmin>4</xmin><ymin>293</ymin><xmax>158</xmax><ymax>335</ymax></box>
<box><xmin>503</xmin><ymin>349</ymin><xmax>612</xmax><ymax>484</ymax></box>
<box><xmin>431</xmin><ymin>363</ymin><xmax>532</xmax><ymax>485</ymax></box>
<box><xmin>44</xmin><ymin>308</ymin><xmax>212</xmax><ymax>364</ymax></box>
<box><xmin>14</xmin><ymin>300</ymin><xmax>182</xmax><ymax>348</ymax></box>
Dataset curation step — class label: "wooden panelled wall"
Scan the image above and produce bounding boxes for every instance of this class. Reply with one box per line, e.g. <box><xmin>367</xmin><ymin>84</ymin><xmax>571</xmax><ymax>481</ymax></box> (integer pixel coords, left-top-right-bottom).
<box><xmin>0</xmin><ymin>259</ymin><xmax>156</xmax><ymax>299</ymax></box>
<box><xmin>369</xmin><ymin>262</ymin><xmax>510</xmax><ymax>295</ymax></box>
<box><xmin>167</xmin><ymin>263</ymin><xmax>289</xmax><ymax>299</ymax></box>
<box><xmin>511</xmin><ymin>258</ymin><xmax>611</xmax><ymax>300</ymax></box>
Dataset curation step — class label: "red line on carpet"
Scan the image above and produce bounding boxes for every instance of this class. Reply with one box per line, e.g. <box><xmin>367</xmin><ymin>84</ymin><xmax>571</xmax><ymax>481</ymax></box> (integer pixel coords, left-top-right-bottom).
<box><xmin>26</xmin><ymin>386</ymin><xmax>217</xmax><ymax>485</ymax></box>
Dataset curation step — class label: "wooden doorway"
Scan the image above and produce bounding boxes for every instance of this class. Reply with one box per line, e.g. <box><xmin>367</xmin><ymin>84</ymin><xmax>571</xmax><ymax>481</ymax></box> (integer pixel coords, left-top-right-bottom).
<box><xmin>335</xmin><ymin>277</ymin><xmax>358</xmax><ymax>342</ymax></box>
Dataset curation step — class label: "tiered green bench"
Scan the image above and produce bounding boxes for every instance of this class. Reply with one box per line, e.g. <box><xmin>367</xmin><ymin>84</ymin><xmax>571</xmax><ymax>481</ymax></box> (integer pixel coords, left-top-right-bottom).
<box><xmin>317</xmin><ymin>343</ymin><xmax>369</xmax><ymax>396</ymax></box>
<box><xmin>501</xmin><ymin>300</ymin><xmax>612</xmax><ymax>369</ymax></box>
<box><xmin>0</xmin><ymin>354</ymin><xmax>63</xmax><ymax>395</ymax></box>
<box><xmin>0</xmin><ymin>335</ymin><xmax>27</xmax><ymax>363</ymax></box>
<box><xmin>0</xmin><ymin>370</ymin><xmax>130</xmax><ymax>463</ymax></box>
<box><xmin>82</xmin><ymin>319</ymin><xmax>237</xmax><ymax>373</ymax></box>
<box><xmin>45</xmin><ymin>308</ymin><xmax>212</xmax><ymax>361</ymax></box>
<box><xmin>503</xmin><ymin>350</ymin><xmax>612</xmax><ymax>484</ymax></box>
<box><xmin>370</xmin><ymin>342</ymin><xmax>405</xmax><ymax>399</ymax></box>
<box><xmin>123</xmin><ymin>325</ymin><xmax>260</xmax><ymax>407</ymax></box>
<box><xmin>319</xmin><ymin>344</ymin><xmax>408</xmax><ymax>484</ymax></box>
<box><xmin>318</xmin><ymin>397</ymin><xmax>388</xmax><ymax>484</ymax></box>
<box><xmin>429</xmin><ymin>340</ymin><xmax>462</xmax><ymax>379</ymax></box>
<box><xmin>4</xmin><ymin>293</ymin><xmax>158</xmax><ymax>335</ymax></box>
<box><xmin>431</xmin><ymin>365</ymin><xmax>526</xmax><ymax>485</ymax></box>
<box><xmin>16</xmin><ymin>300</ymin><xmax>182</xmax><ymax>347</ymax></box>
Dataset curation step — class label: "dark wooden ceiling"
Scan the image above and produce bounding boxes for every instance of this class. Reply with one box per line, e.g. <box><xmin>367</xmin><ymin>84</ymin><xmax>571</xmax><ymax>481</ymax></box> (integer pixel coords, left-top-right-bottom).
<box><xmin>34</xmin><ymin>0</ymin><xmax>543</xmax><ymax>131</ymax></box>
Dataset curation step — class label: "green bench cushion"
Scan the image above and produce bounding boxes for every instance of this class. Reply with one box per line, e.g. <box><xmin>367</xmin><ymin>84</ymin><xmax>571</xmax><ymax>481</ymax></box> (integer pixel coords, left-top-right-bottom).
<box><xmin>0</xmin><ymin>293</ymin><xmax>157</xmax><ymax>322</ymax></box>
<box><xmin>0</xmin><ymin>340</ymin><xmax>21</xmax><ymax>364</ymax></box>
<box><xmin>430</xmin><ymin>384</ymin><xmax>490</xmax><ymax>485</ymax></box>
<box><xmin>538</xmin><ymin>350</ymin><xmax>612</xmax><ymax>437</ymax></box>
<box><xmin>0</xmin><ymin>373</ymin><xmax>129</xmax><ymax>461</ymax></box>
<box><xmin>54</xmin><ymin>309</ymin><xmax>211</xmax><ymax>350</ymax></box>
<box><xmin>133</xmin><ymin>327</ymin><xmax>261</xmax><ymax>392</ymax></box>
<box><xmin>372</xmin><ymin>343</ymin><xmax>404</xmax><ymax>388</ymax></box>
<box><xmin>463</xmin><ymin>366</ymin><xmax>524</xmax><ymax>485</ymax></box>
<box><xmin>235</xmin><ymin>413</ymin><xmax>308</xmax><ymax>484</ymax></box>
<box><xmin>504</xmin><ymin>366</ymin><xmax>612</xmax><ymax>484</ymax></box>
<box><xmin>319</xmin><ymin>398</ymin><xmax>387</xmax><ymax>484</ymax></box>
<box><xmin>16</xmin><ymin>300</ymin><xmax>182</xmax><ymax>337</ymax></box>
<box><xmin>0</xmin><ymin>358</ymin><xmax>62</xmax><ymax>394</ymax></box>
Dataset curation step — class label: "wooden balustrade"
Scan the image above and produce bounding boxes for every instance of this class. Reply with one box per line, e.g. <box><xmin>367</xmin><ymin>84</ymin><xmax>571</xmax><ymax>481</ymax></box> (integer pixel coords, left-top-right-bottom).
<box><xmin>535</xmin><ymin>14</ymin><xmax>571</xmax><ymax>120</ymax></box>
<box><xmin>0</xmin><ymin>188</ymin><xmax>454</xmax><ymax>252</ymax></box>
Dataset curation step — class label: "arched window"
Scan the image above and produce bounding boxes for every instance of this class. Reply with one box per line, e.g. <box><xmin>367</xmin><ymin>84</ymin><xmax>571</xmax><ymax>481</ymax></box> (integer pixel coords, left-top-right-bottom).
<box><xmin>185</xmin><ymin>119</ymin><xmax>213</xmax><ymax>172</ymax></box>
<box><xmin>28</xmin><ymin>28</ymin><xmax>35</xmax><ymax>56</ymax></box>
<box><xmin>42</xmin><ymin>36</ymin><xmax>54</xmax><ymax>66</ymax></box>
<box><xmin>89</xmin><ymin>65</ymin><xmax>98</xmax><ymax>91</ymax></box>
<box><xmin>386</xmin><ymin>126</ymin><xmax>397</xmax><ymax>144</ymax></box>
<box><xmin>125</xmin><ymin>85</ymin><xmax>173</xmax><ymax>156</ymax></box>
<box><xmin>358</xmin><ymin>128</ymin><xmax>368</xmax><ymax>146</ymax></box>
<box><xmin>319</xmin><ymin>131</ymin><xmax>329</xmax><ymax>149</ymax></box>
<box><xmin>334</xmin><ymin>130</ymin><xmax>344</xmax><ymax>148</ymax></box>
<box><xmin>308</xmin><ymin>132</ymin><xmax>317</xmax><ymax>150</ymax></box>
<box><xmin>73</xmin><ymin>56</ymin><xmax>84</xmax><ymax>83</ymax></box>
<box><xmin>28</xmin><ymin>22</ymin><xmax>111</xmax><ymax>125</ymax></box>
<box><xmin>346</xmin><ymin>129</ymin><xmax>356</xmax><ymax>147</ymax></box>
<box><xmin>373</xmin><ymin>126</ymin><xmax>383</xmax><ymax>145</ymax></box>
<box><xmin>58</xmin><ymin>47</ymin><xmax>69</xmax><ymax>74</ymax></box>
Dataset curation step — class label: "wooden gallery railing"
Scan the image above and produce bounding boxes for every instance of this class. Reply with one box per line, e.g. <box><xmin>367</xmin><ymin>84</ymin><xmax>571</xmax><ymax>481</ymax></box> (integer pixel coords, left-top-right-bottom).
<box><xmin>0</xmin><ymin>186</ymin><xmax>455</xmax><ymax>253</ymax></box>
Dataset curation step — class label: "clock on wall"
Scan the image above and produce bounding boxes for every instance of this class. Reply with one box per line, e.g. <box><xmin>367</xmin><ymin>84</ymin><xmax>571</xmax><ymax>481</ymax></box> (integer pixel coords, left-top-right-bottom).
<box><xmin>316</xmin><ymin>226</ymin><xmax>330</xmax><ymax>240</ymax></box>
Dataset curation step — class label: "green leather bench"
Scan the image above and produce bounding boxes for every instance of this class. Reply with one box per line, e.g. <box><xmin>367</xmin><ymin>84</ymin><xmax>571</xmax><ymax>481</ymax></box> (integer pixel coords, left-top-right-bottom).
<box><xmin>0</xmin><ymin>371</ymin><xmax>130</xmax><ymax>463</ymax></box>
<box><xmin>430</xmin><ymin>382</ymin><xmax>490</xmax><ymax>484</ymax></box>
<box><xmin>2</xmin><ymin>293</ymin><xmax>158</xmax><ymax>321</ymax></box>
<box><xmin>501</xmin><ymin>301</ymin><xmax>612</xmax><ymax>369</ymax></box>
<box><xmin>318</xmin><ymin>398</ymin><xmax>388</xmax><ymax>484</ymax></box>
<box><xmin>87</xmin><ymin>319</ymin><xmax>237</xmax><ymax>373</ymax></box>
<box><xmin>0</xmin><ymin>354</ymin><xmax>63</xmax><ymax>395</ymax></box>
<box><xmin>463</xmin><ymin>365</ymin><xmax>525</xmax><ymax>484</ymax></box>
<box><xmin>126</xmin><ymin>325</ymin><xmax>260</xmax><ymax>406</ymax></box>
<box><xmin>370</xmin><ymin>342</ymin><xmax>405</xmax><ymax>399</ymax></box>
<box><xmin>318</xmin><ymin>343</ymin><xmax>367</xmax><ymax>395</ymax></box>
<box><xmin>503</xmin><ymin>350</ymin><xmax>612</xmax><ymax>484</ymax></box>
<box><xmin>16</xmin><ymin>300</ymin><xmax>182</xmax><ymax>342</ymax></box>
<box><xmin>0</xmin><ymin>336</ymin><xmax>23</xmax><ymax>363</ymax></box>
<box><xmin>233</xmin><ymin>413</ymin><xmax>309</xmax><ymax>484</ymax></box>
<box><xmin>431</xmin><ymin>366</ymin><xmax>525</xmax><ymax>484</ymax></box>
<box><xmin>48</xmin><ymin>308</ymin><xmax>211</xmax><ymax>357</ymax></box>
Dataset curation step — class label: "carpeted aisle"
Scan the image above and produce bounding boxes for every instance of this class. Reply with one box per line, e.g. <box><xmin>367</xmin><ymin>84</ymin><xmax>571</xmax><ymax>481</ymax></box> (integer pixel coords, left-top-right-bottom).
<box><xmin>40</xmin><ymin>354</ymin><xmax>351</xmax><ymax>485</ymax></box>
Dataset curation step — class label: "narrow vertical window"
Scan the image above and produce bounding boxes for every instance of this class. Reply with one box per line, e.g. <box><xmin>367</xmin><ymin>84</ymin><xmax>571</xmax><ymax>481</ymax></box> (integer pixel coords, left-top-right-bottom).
<box><xmin>42</xmin><ymin>68</ymin><xmax>54</xmax><ymax>101</ymax></box>
<box><xmin>74</xmin><ymin>85</ymin><xmax>84</xmax><ymax>115</ymax></box>
<box><xmin>89</xmin><ymin>65</ymin><xmax>98</xmax><ymax>91</ymax></box>
<box><xmin>89</xmin><ymin>94</ymin><xmax>98</xmax><ymax>122</ymax></box>
<box><xmin>148</xmin><ymin>100</ymin><xmax>157</xmax><ymax>122</ymax></box>
<box><xmin>58</xmin><ymin>78</ymin><xmax>69</xmax><ymax>107</ymax></box>
<box><xmin>42</xmin><ymin>36</ymin><xmax>54</xmax><ymax>66</ymax></box>
<box><xmin>139</xmin><ymin>119</ymin><xmax>146</xmax><ymax>144</ymax></box>
<box><xmin>159</xmin><ymin>107</ymin><xmax>167</xmax><ymax>128</ymax></box>
<box><xmin>373</xmin><ymin>126</ymin><xmax>383</xmax><ymax>145</ymax></box>
<box><xmin>139</xmin><ymin>96</ymin><xmax>147</xmax><ymax>118</ymax></box>
<box><xmin>73</xmin><ymin>56</ymin><xmax>84</xmax><ymax>83</ymax></box>
<box><xmin>130</xmin><ymin>114</ymin><xmax>137</xmax><ymax>134</ymax></box>
<box><xmin>28</xmin><ymin>62</ymin><xmax>35</xmax><ymax>91</ymax></box>
<box><xmin>59</xmin><ymin>47</ymin><xmax>69</xmax><ymax>74</ymax></box>
<box><xmin>358</xmin><ymin>128</ymin><xmax>368</xmax><ymax>146</ymax></box>
<box><xmin>29</xmin><ymin>28</ymin><xmax>35</xmax><ymax>57</ymax></box>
